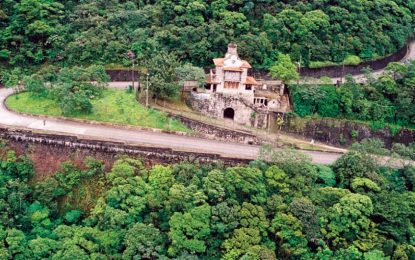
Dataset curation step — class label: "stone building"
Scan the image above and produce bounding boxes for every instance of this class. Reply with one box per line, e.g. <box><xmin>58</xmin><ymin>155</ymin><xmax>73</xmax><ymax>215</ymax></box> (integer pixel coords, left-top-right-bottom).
<box><xmin>188</xmin><ymin>43</ymin><xmax>290</xmax><ymax>129</ymax></box>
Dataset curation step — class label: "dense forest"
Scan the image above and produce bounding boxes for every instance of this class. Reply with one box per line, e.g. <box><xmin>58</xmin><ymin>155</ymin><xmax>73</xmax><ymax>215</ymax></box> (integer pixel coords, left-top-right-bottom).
<box><xmin>290</xmin><ymin>61</ymin><xmax>415</xmax><ymax>128</ymax></box>
<box><xmin>0</xmin><ymin>0</ymin><xmax>414</xmax><ymax>70</ymax></box>
<box><xmin>1</xmin><ymin>143</ymin><xmax>415</xmax><ymax>259</ymax></box>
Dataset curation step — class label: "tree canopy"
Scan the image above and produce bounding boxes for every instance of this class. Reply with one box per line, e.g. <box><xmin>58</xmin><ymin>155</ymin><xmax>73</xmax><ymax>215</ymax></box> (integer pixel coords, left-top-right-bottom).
<box><xmin>1</xmin><ymin>143</ymin><xmax>415</xmax><ymax>259</ymax></box>
<box><xmin>0</xmin><ymin>0</ymin><xmax>414</xmax><ymax>71</ymax></box>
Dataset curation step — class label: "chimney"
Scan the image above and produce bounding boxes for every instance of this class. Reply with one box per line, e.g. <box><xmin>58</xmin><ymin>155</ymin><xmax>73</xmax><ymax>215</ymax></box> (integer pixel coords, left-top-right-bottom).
<box><xmin>227</xmin><ymin>43</ymin><xmax>238</xmax><ymax>56</ymax></box>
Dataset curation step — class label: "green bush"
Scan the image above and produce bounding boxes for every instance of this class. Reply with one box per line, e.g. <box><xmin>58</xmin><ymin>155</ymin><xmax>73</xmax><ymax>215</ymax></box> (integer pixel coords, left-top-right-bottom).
<box><xmin>316</xmin><ymin>85</ymin><xmax>340</xmax><ymax>118</ymax></box>
<box><xmin>309</xmin><ymin>61</ymin><xmax>338</xmax><ymax>68</ymax></box>
<box><xmin>343</xmin><ymin>55</ymin><xmax>362</xmax><ymax>66</ymax></box>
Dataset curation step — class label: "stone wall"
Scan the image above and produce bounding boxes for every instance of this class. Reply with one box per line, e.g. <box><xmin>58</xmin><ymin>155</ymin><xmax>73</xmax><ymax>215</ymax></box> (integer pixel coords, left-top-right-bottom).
<box><xmin>283</xmin><ymin>116</ymin><xmax>415</xmax><ymax>148</ymax></box>
<box><xmin>0</xmin><ymin>126</ymin><xmax>251</xmax><ymax>167</ymax></box>
<box><xmin>250</xmin><ymin>40</ymin><xmax>411</xmax><ymax>79</ymax></box>
<box><xmin>171</xmin><ymin>115</ymin><xmax>262</xmax><ymax>145</ymax></box>
<box><xmin>188</xmin><ymin>93</ymin><xmax>269</xmax><ymax>129</ymax></box>
<box><xmin>106</xmin><ymin>69</ymin><xmax>140</xmax><ymax>81</ymax></box>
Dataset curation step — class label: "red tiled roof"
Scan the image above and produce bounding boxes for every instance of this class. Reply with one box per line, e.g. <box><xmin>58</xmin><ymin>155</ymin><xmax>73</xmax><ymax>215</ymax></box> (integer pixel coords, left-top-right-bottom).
<box><xmin>213</xmin><ymin>58</ymin><xmax>224</xmax><ymax>66</ymax></box>
<box><xmin>244</xmin><ymin>76</ymin><xmax>259</xmax><ymax>85</ymax></box>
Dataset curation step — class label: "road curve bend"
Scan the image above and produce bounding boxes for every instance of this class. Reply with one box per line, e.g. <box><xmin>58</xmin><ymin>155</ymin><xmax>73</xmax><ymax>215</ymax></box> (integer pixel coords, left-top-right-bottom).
<box><xmin>0</xmin><ymin>87</ymin><xmax>342</xmax><ymax>164</ymax></box>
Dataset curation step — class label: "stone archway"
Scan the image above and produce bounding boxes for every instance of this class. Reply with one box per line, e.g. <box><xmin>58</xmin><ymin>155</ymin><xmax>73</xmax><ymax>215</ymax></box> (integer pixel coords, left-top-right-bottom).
<box><xmin>224</xmin><ymin>107</ymin><xmax>235</xmax><ymax>120</ymax></box>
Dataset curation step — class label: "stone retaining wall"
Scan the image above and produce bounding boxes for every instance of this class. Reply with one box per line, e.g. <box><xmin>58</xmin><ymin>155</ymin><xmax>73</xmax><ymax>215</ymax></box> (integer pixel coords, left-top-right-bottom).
<box><xmin>0</xmin><ymin>126</ymin><xmax>251</xmax><ymax>166</ymax></box>
<box><xmin>250</xmin><ymin>40</ymin><xmax>411</xmax><ymax>80</ymax></box>
<box><xmin>171</xmin><ymin>114</ymin><xmax>262</xmax><ymax>145</ymax></box>
<box><xmin>283</xmin><ymin>116</ymin><xmax>415</xmax><ymax>148</ymax></box>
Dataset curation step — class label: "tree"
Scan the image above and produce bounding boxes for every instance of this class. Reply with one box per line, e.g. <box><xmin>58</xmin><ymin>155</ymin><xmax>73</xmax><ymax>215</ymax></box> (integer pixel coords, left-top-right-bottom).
<box><xmin>147</xmin><ymin>51</ymin><xmax>181</xmax><ymax>99</ymax></box>
<box><xmin>237</xmin><ymin>202</ymin><xmax>269</xmax><ymax>236</ymax></box>
<box><xmin>175</xmin><ymin>64</ymin><xmax>206</xmax><ymax>88</ymax></box>
<box><xmin>91</xmin><ymin>159</ymin><xmax>149</xmax><ymax>228</ymax></box>
<box><xmin>202</xmin><ymin>169</ymin><xmax>226</xmax><ymax>203</ymax></box>
<box><xmin>222</xmin><ymin>228</ymin><xmax>264</xmax><ymax>260</ymax></box>
<box><xmin>288</xmin><ymin>197</ymin><xmax>319</xmax><ymax>240</ymax></box>
<box><xmin>271</xmin><ymin>213</ymin><xmax>309</xmax><ymax>258</ymax></box>
<box><xmin>168</xmin><ymin>204</ymin><xmax>211</xmax><ymax>256</ymax></box>
<box><xmin>53</xmin><ymin>225</ymin><xmax>122</xmax><ymax>259</ymax></box>
<box><xmin>324</xmin><ymin>193</ymin><xmax>377</xmax><ymax>250</ymax></box>
<box><xmin>269</xmin><ymin>53</ymin><xmax>299</xmax><ymax>83</ymax></box>
<box><xmin>23</xmin><ymin>74</ymin><xmax>48</xmax><ymax>97</ymax></box>
<box><xmin>5</xmin><ymin>229</ymin><xmax>32</xmax><ymax>259</ymax></box>
<box><xmin>332</xmin><ymin>151</ymin><xmax>378</xmax><ymax>188</ymax></box>
<box><xmin>123</xmin><ymin>223</ymin><xmax>165</xmax><ymax>259</ymax></box>
<box><xmin>224</xmin><ymin>167</ymin><xmax>267</xmax><ymax>204</ymax></box>
<box><xmin>264</xmin><ymin>165</ymin><xmax>290</xmax><ymax>194</ymax></box>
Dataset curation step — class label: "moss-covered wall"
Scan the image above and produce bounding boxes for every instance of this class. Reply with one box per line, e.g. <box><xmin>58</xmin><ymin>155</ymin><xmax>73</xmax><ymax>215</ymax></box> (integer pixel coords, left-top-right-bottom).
<box><xmin>283</xmin><ymin>116</ymin><xmax>415</xmax><ymax>148</ymax></box>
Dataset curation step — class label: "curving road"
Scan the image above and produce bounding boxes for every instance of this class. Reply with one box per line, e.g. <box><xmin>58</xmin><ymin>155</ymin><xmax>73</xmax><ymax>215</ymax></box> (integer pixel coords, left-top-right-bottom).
<box><xmin>303</xmin><ymin>39</ymin><xmax>415</xmax><ymax>84</ymax></box>
<box><xmin>0</xmin><ymin>87</ymin><xmax>342</xmax><ymax>164</ymax></box>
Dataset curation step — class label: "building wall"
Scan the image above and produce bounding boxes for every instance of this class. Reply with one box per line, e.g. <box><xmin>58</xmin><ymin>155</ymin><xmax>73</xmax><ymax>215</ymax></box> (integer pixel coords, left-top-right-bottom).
<box><xmin>189</xmin><ymin>93</ymin><xmax>269</xmax><ymax>129</ymax></box>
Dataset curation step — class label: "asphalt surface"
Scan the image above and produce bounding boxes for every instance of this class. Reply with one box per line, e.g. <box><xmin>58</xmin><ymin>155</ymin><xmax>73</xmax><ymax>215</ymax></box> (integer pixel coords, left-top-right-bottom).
<box><xmin>0</xmin><ymin>88</ymin><xmax>342</xmax><ymax>164</ymax></box>
<box><xmin>329</xmin><ymin>39</ymin><xmax>415</xmax><ymax>84</ymax></box>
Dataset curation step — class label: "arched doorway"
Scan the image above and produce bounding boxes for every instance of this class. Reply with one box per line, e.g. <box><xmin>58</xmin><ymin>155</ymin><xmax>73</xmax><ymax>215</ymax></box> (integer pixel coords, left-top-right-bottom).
<box><xmin>224</xmin><ymin>107</ymin><xmax>235</xmax><ymax>120</ymax></box>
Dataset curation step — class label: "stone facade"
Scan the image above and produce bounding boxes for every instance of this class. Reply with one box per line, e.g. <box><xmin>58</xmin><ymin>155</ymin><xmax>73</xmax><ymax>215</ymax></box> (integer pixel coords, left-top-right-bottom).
<box><xmin>171</xmin><ymin>115</ymin><xmax>263</xmax><ymax>145</ymax></box>
<box><xmin>188</xmin><ymin>93</ymin><xmax>269</xmax><ymax>128</ymax></box>
<box><xmin>189</xmin><ymin>43</ymin><xmax>290</xmax><ymax>129</ymax></box>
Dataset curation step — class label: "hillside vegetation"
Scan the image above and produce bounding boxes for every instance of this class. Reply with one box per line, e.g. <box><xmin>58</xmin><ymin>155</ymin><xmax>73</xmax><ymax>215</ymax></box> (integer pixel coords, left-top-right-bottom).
<box><xmin>290</xmin><ymin>62</ymin><xmax>415</xmax><ymax>128</ymax></box>
<box><xmin>0</xmin><ymin>0</ymin><xmax>414</xmax><ymax>70</ymax></box>
<box><xmin>0</xmin><ymin>145</ymin><xmax>415</xmax><ymax>259</ymax></box>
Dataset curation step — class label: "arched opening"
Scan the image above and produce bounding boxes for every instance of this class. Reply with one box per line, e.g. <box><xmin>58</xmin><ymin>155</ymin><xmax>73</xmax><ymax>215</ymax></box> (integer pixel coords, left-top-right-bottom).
<box><xmin>224</xmin><ymin>107</ymin><xmax>235</xmax><ymax>120</ymax></box>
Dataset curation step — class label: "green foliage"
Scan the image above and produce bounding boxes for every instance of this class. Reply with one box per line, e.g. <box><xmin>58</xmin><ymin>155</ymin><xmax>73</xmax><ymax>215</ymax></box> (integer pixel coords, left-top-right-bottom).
<box><xmin>147</xmin><ymin>51</ymin><xmax>181</xmax><ymax>99</ymax></box>
<box><xmin>222</xmin><ymin>228</ymin><xmax>264</xmax><ymax>260</ymax></box>
<box><xmin>1</xmin><ymin>145</ymin><xmax>415</xmax><ymax>259</ymax></box>
<box><xmin>343</xmin><ymin>55</ymin><xmax>362</xmax><ymax>66</ymax></box>
<box><xmin>324</xmin><ymin>193</ymin><xmax>376</xmax><ymax>250</ymax></box>
<box><xmin>269</xmin><ymin>53</ymin><xmax>299</xmax><ymax>83</ymax></box>
<box><xmin>309</xmin><ymin>61</ymin><xmax>338</xmax><ymax>69</ymax></box>
<box><xmin>310</xmin><ymin>55</ymin><xmax>362</xmax><ymax>68</ymax></box>
<box><xmin>351</xmin><ymin>138</ymin><xmax>390</xmax><ymax>156</ymax></box>
<box><xmin>316</xmin><ymin>165</ymin><xmax>336</xmax><ymax>187</ymax></box>
<box><xmin>271</xmin><ymin>213</ymin><xmax>308</xmax><ymax>257</ymax></box>
<box><xmin>175</xmin><ymin>64</ymin><xmax>206</xmax><ymax>88</ymax></box>
<box><xmin>23</xmin><ymin>74</ymin><xmax>48</xmax><ymax>97</ymax></box>
<box><xmin>6</xmin><ymin>89</ymin><xmax>189</xmax><ymax>132</ymax></box>
<box><xmin>0</xmin><ymin>0</ymin><xmax>413</xmax><ymax>69</ymax></box>
<box><xmin>291</xmin><ymin>61</ymin><xmax>415</xmax><ymax>128</ymax></box>
<box><xmin>123</xmin><ymin>223</ymin><xmax>165</xmax><ymax>259</ymax></box>
<box><xmin>316</xmin><ymin>85</ymin><xmax>340</xmax><ymax>117</ymax></box>
<box><xmin>332</xmin><ymin>151</ymin><xmax>377</xmax><ymax>187</ymax></box>
<box><xmin>168</xmin><ymin>204</ymin><xmax>211</xmax><ymax>256</ymax></box>
<box><xmin>351</xmin><ymin>178</ymin><xmax>381</xmax><ymax>193</ymax></box>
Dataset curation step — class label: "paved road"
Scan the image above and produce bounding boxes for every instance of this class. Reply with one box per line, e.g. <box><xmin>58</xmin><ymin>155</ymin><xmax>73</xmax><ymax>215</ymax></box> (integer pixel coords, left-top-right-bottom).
<box><xmin>0</xmin><ymin>88</ymin><xmax>342</xmax><ymax>164</ymax></box>
<box><xmin>328</xmin><ymin>39</ymin><xmax>415</xmax><ymax>84</ymax></box>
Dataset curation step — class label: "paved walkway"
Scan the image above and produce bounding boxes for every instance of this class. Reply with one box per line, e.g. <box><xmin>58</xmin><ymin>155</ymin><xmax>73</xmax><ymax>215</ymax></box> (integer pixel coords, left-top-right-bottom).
<box><xmin>0</xmin><ymin>88</ymin><xmax>342</xmax><ymax>164</ymax></box>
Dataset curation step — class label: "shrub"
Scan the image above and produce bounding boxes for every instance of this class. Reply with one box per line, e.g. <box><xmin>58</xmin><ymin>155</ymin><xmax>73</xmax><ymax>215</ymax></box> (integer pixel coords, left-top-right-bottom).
<box><xmin>60</xmin><ymin>92</ymin><xmax>93</xmax><ymax>115</ymax></box>
<box><xmin>317</xmin><ymin>85</ymin><xmax>340</xmax><ymax>117</ymax></box>
<box><xmin>343</xmin><ymin>55</ymin><xmax>362</xmax><ymax>66</ymax></box>
<box><xmin>309</xmin><ymin>61</ymin><xmax>337</xmax><ymax>69</ymax></box>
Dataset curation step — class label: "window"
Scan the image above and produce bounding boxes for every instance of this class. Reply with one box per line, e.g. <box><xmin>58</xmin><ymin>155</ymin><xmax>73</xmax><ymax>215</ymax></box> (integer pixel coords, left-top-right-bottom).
<box><xmin>224</xmin><ymin>72</ymin><xmax>241</xmax><ymax>82</ymax></box>
<box><xmin>245</xmin><ymin>85</ymin><xmax>252</xmax><ymax>90</ymax></box>
<box><xmin>224</xmin><ymin>82</ymin><xmax>239</xmax><ymax>89</ymax></box>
